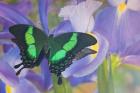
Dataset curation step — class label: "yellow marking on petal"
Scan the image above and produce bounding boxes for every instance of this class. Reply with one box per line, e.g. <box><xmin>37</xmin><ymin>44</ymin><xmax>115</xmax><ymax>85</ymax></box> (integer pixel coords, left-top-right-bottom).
<box><xmin>110</xmin><ymin>54</ymin><xmax>121</xmax><ymax>72</ymax></box>
<box><xmin>86</xmin><ymin>32</ymin><xmax>99</xmax><ymax>58</ymax></box>
<box><xmin>117</xmin><ymin>2</ymin><xmax>127</xmax><ymax>16</ymax></box>
<box><xmin>90</xmin><ymin>43</ymin><xmax>99</xmax><ymax>58</ymax></box>
<box><xmin>6</xmin><ymin>85</ymin><xmax>12</xmax><ymax>93</ymax></box>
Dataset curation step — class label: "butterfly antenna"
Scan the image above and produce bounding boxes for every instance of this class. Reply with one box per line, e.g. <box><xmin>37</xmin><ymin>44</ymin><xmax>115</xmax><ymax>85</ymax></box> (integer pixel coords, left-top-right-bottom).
<box><xmin>14</xmin><ymin>62</ymin><xmax>23</xmax><ymax>69</ymax></box>
<box><xmin>16</xmin><ymin>66</ymin><xmax>25</xmax><ymax>75</ymax></box>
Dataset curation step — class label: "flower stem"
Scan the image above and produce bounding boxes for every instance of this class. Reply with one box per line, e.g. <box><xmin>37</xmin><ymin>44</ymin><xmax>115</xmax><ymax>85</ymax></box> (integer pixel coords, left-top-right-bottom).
<box><xmin>52</xmin><ymin>74</ymin><xmax>72</xmax><ymax>93</ymax></box>
<box><xmin>97</xmin><ymin>56</ymin><xmax>115</xmax><ymax>93</ymax></box>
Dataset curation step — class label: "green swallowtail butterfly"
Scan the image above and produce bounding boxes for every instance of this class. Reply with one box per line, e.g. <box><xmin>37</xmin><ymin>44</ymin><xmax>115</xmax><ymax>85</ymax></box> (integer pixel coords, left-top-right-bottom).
<box><xmin>9</xmin><ymin>24</ymin><xmax>97</xmax><ymax>84</ymax></box>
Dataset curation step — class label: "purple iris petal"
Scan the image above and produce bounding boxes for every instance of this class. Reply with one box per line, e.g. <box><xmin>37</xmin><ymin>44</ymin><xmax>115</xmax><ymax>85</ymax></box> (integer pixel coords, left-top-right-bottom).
<box><xmin>95</xmin><ymin>6</ymin><xmax>140</xmax><ymax>53</ymax></box>
<box><xmin>63</xmin><ymin>33</ymin><xmax>109</xmax><ymax>77</ymax></box>
<box><xmin>0</xmin><ymin>58</ymin><xmax>19</xmax><ymax>87</ymax></box>
<box><xmin>0</xmin><ymin>15</ymin><xmax>6</xmax><ymax>23</ymax></box>
<box><xmin>2</xmin><ymin>47</ymin><xmax>50</xmax><ymax>91</ymax></box>
<box><xmin>121</xmin><ymin>40</ymin><xmax>140</xmax><ymax>66</ymax></box>
<box><xmin>15</xmin><ymin>78</ymin><xmax>41</xmax><ymax>93</ymax></box>
<box><xmin>69</xmin><ymin>71</ymin><xmax>97</xmax><ymax>86</ymax></box>
<box><xmin>0</xmin><ymin>15</ymin><xmax>14</xmax><ymax>33</ymax></box>
<box><xmin>40</xmin><ymin>59</ymin><xmax>52</xmax><ymax>90</ymax></box>
<box><xmin>0</xmin><ymin>3</ymin><xmax>32</xmax><ymax>24</ymax></box>
<box><xmin>2</xmin><ymin>47</ymin><xmax>20</xmax><ymax>65</ymax></box>
<box><xmin>94</xmin><ymin>4</ymin><xmax>140</xmax><ymax>68</ymax></box>
<box><xmin>25</xmin><ymin>59</ymin><xmax>52</xmax><ymax>91</ymax></box>
<box><xmin>13</xmin><ymin>0</ymin><xmax>33</xmax><ymax>15</ymax></box>
<box><xmin>123</xmin><ymin>55</ymin><xmax>140</xmax><ymax>66</ymax></box>
<box><xmin>3</xmin><ymin>47</ymin><xmax>51</xmax><ymax>91</ymax></box>
<box><xmin>38</xmin><ymin>0</ymin><xmax>49</xmax><ymax>34</ymax></box>
<box><xmin>121</xmin><ymin>40</ymin><xmax>140</xmax><ymax>56</ymax></box>
<box><xmin>0</xmin><ymin>80</ymin><xmax>6</xmax><ymax>93</ymax></box>
<box><xmin>52</xmin><ymin>20</ymin><xmax>74</xmax><ymax>36</ymax></box>
<box><xmin>0</xmin><ymin>39</ymin><xmax>15</xmax><ymax>46</ymax></box>
<box><xmin>94</xmin><ymin>7</ymin><xmax>121</xmax><ymax>53</ymax></box>
<box><xmin>0</xmin><ymin>2</ymin><xmax>33</xmax><ymax>52</ymax></box>
<box><xmin>0</xmin><ymin>32</ymin><xmax>13</xmax><ymax>39</ymax></box>
<box><xmin>119</xmin><ymin>10</ymin><xmax>140</xmax><ymax>54</ymax></box>
<box><xmin>62</xmin><ymin>54</ymin><xmax>92</xmax><ymax>78</ymax></box>
<box><xmin>25</xmin><ymin>70</ymin><xmax>48</xmax><ymax>92</ymax></box>
<box><xmin>115</xmin><ymin>10</ymin><xmax>140</xmax><ymax>55</ymax></box>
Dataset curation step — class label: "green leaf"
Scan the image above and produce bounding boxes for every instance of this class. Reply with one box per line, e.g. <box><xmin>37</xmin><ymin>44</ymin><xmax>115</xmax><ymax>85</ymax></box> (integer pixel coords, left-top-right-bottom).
<box><xmin>52</xmin><ymin>74</ymin><xmax>72</xmax><ymax>93</ymax></box>
<box><xmin>97</xmin><ymin>56</ymin><xmax>115</xmax><ymax>93</ymax></box>
<box><xmin>97</xmin><ymin>59</ymin><xmax>108</xmax><ymax>93</ymax></box>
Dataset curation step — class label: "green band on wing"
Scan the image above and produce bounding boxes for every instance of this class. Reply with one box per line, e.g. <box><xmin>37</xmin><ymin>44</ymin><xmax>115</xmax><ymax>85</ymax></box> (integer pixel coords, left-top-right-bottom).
<box><xmin>51</xmin><ymin>50</ymin><xmax>66</xmax><ymax>62</ymax></box>
<box><xmin>70</xmin><ymin>33</ymin><xmax>77</xmax><ymax>41</ymax></box>
<box><xmin>63</xmin><ymin>33</ymin><xmax>77</xmax><ymax>51</ymax></box>
<box><xmin>25</xmin><ymin>26</ymin><xmax>35</xmax><ymax>44</ymax></box>
<box><xmin>27</xmin><ymin>27</ymin><xmax>33</xmax><ymax>34</ymax></box>
<box><xmin>25</xmin><ymin>26</ymin><xmax>37</xmax><ymax>58</ymax></box>
<box><xmin>25</xmin><ymin>34</ymin><xmax>35</xmax><ymax>44</ymax></box>
<box><xmin>51</xmin><ymin>33</ymin><xmax>78</xmax><ymax>62</ymax></box>
<box><xmin>27</xmin><ymin>45</ymin><xmax>37</xmax><ymax>58</ymax></box>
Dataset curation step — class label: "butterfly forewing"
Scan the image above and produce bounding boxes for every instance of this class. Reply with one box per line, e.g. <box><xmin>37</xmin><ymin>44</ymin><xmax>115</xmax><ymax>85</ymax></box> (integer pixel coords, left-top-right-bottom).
<box><xmin>47</xmin><ymin>32</ymin><xmax>97</xmax><ymax>84</ymax></box>
<box><xmin>9</xmin><ymin>24</ymin><xmax>48</xmax><ymax>74</ymax></box>
<box><xmin>48</xmin><ymin>32</ymin><xmax>97</xmax><ymax>63</ymax></box>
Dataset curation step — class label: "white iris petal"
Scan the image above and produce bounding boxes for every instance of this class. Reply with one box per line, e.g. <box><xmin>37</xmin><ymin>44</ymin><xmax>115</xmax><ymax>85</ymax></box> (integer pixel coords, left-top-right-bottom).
<box><xmin>59</xmin><ymin>0</ymin><xmax>102</xmax><ymax>32</ymax></box>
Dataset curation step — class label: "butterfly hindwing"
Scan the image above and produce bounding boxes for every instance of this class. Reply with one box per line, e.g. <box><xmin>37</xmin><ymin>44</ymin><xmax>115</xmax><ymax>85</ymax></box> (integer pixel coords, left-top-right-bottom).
<box><xmin>74</xmin><ymin>48</ymin><xmax>97</xmax><ymax>60</ymax></box>
<box><xmin>9</xmin><ymin>24</ymin><xmax>48</xmax><ymax>75</ymax></box>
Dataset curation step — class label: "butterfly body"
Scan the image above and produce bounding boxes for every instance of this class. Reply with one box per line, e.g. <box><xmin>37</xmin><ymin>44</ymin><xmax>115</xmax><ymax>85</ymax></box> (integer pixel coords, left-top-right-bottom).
<box><xmin>9</xmin><ymin>24</ymin><xmax>97</xmax><ymax>84</ymax></box>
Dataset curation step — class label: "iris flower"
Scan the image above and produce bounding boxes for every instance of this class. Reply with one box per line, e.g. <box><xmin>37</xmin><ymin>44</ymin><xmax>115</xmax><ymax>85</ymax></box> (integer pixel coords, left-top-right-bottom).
<box><xmin>0</xmin><ymin>0</ymin><xmax>32</xmax><ymax>33</ymax></box>
<box><xmin>0</xmin><ymin>0</ymin><xmax>108</xmax><ymax>92</ymax></box>
<box><xmin>94</xmin><ymin>0</ymin><xmax>140</xmax><ymax>68</ymax></box>
<box><xmin>58</xmin><ymin>0</ymin><xmax>109</xmax><ymax>78</ymax></box>
<box><xmin>0</xmin><ymin>47</ymin><xmax>51</xmax><ymax>93</ymax></box>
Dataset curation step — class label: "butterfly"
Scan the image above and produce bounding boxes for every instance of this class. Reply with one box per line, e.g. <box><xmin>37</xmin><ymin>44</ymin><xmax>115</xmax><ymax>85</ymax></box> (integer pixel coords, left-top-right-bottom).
<box><xmin>9</xmin><ymin>24</ymin><xmax>97</xmax><ymax>84</ymax></box>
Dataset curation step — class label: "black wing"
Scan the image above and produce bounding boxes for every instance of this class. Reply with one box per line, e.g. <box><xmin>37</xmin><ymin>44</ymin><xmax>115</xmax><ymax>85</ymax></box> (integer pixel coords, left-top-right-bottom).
<box><xmin>9</xmin><ymin>24</ymin><xmax>48</xmax><ymax>75</ymax></box>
